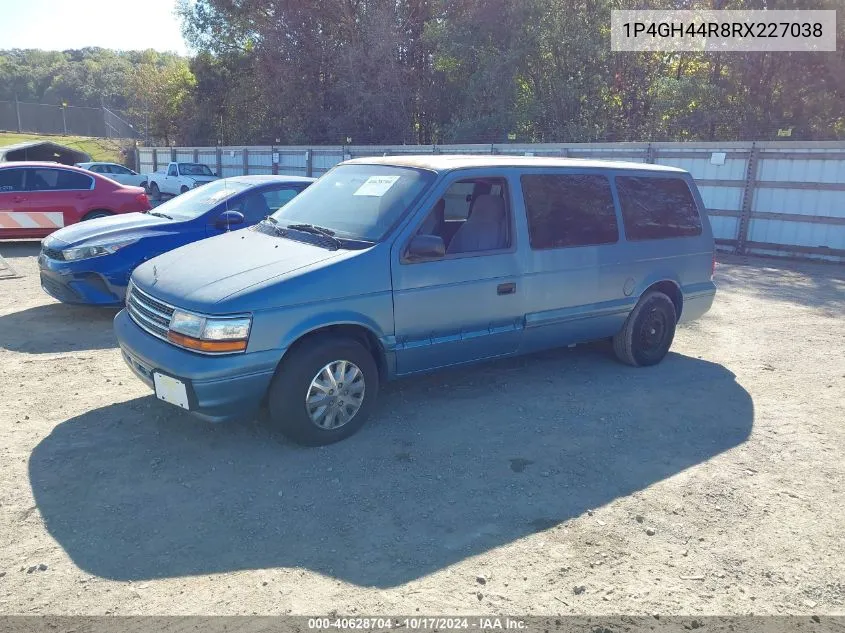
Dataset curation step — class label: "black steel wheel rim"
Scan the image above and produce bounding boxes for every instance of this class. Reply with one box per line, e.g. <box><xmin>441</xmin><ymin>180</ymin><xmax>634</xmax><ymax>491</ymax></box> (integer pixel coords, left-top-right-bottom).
<box><xmin>639</xmin><ymin>307</ymin><xmax>667</xmax><ymax>353</ymax></box>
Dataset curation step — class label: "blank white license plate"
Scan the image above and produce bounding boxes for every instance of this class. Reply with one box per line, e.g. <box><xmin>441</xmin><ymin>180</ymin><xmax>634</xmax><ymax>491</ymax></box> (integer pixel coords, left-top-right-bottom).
<box><xmin>153</xmin><ymin>373</ymin><xmax>189</xmax><ymax>409</ymax></box>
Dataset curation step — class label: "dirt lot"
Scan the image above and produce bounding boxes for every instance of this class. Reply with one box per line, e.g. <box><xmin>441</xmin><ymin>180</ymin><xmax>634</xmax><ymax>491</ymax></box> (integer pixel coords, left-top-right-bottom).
<box><xmin>0</xmin><ymin>242</ymin><xmax>843</xmax><ymax>616</ymax></box>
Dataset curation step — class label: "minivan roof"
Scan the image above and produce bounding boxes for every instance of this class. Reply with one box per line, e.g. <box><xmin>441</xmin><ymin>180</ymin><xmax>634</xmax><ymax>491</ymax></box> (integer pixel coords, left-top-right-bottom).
<box><xmin>344</xmin><ymin>154</ymin><xmax>687</xmax><ymax>173</ymax></box>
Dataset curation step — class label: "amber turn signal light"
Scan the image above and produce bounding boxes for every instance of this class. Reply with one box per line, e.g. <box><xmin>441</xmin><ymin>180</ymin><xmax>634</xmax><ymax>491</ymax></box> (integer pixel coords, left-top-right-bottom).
<box><xmin>167</xmin><ymin>331</ymin><xmax>247</xmax><ymax>353</ymax></box>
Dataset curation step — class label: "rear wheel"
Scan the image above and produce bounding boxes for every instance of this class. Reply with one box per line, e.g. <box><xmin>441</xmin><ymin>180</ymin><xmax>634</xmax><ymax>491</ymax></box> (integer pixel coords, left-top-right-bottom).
<box><xmin>268</xmin><ymin>337</ymin><xmax>379</xmax><ymax>446</ymax></box>
<box><xmin>148</xmin><ymin>182</ymin><xmax>161</xmax><ymax>201</ymax></box>
<box><xmin>613</xmin><ymin>290</ymin><xmax>677</xmax><ymax>367</ymax></box>
<box><xmin>82</xmin><ymin>210</ymin><xmax>113</xmax><ymax>221</ymax></box>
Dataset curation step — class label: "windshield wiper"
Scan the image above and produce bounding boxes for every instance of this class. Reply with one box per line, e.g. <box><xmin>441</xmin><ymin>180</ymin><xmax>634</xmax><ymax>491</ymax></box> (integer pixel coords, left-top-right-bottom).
<box><xmin>148</xmin><ymin>211</ymin><xmax>173</xmax><ymax>220</ymax></box>
<box><xmin>286</xmin><ymin>223</ymin><xmax>343</xmax><ymax>249</ymax></box>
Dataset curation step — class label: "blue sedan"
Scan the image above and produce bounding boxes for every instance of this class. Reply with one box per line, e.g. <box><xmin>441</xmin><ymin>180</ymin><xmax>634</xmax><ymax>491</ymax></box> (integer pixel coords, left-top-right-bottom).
<box><xmin>38</xmin><ymin>175</ymin><xmax>314</xmax><ymax>306</ymax></box>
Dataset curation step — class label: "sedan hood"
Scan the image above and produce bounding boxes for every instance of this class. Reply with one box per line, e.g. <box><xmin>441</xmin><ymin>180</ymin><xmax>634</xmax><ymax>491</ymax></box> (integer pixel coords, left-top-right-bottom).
<box><xmin>131</xmin><ymin>230</ymin><xmax>344</xmax><ymax>312</ymax></box>
<box><xmin>43</xmin><ymin>212</ymin><xmax>172</xmax><ymax>248</ymax></box>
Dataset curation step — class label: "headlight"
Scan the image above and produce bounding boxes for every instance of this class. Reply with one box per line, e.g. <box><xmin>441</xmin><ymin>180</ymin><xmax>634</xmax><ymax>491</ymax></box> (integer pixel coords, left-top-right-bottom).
<box><xmin>62</xmin><ymin>239</ymin><xmax>137</xmax><ymax>261</ymax></box>
<box><xmin>169</xmin><ymin>310</ymin><xmax>205</xmax><ymax>338</ymax></box>
<box><xmin>167</xmin><ymin>309</ymin><xmax>251</xmax><ymax>353</ymax></box>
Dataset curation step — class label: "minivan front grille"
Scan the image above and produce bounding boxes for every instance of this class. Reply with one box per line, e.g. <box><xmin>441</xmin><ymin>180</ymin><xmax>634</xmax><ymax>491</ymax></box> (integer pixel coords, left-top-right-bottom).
<box><xmin>127</xmin><ymin>283</ymin><xmax>175</xmax><ymax>342</ymax></box>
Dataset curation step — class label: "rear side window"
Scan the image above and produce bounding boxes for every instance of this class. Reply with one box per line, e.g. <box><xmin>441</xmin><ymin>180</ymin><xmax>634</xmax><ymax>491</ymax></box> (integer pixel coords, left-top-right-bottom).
<box><xmin>0</xmin><ymin>168</ymin><xmax>25</xmax><ymax>192</ymax></box>
<box><xmin>262</xmin><ymin>186</ymin><xmax>301</xmax><ymax>212</ymax></box>
<box><xmin>26</xmin><ymin>169</ymin><xmax>93</xmax><ymax>191</ymax></box>
<box><xmin>616</xmin><ymin>176</ymin><xmax>702</xmax><ymax>240</ymax></box>
<box><xmin>521</xmin><ymin>174</ymin><xmax>618</xmax><ymax>249</ymax></box>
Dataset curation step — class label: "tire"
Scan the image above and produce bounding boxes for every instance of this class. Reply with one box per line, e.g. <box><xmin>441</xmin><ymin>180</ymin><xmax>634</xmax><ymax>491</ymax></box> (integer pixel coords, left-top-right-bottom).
<box><xmin>268</xmin><ymin>337</ymin><xmax>379</xmax><ymax>446</ymax></box>
<box><xmin>149</xmin><ymin>182</ymin><xmax>161</xmax><ymax>201</ymax></box>
<box><xmin>180</xmin><ymin>185</ymin><xmax>189</xmax><ymax>195</ymax></box>
<box><xmin>612</xmin><ymin>290</ymin><xmax>677</xmax><ymax>367</ymax></box>
<box><xmin>82</xmin><ymin>210</ymin><xmax>113</xmax><ymax>221</ymax></box>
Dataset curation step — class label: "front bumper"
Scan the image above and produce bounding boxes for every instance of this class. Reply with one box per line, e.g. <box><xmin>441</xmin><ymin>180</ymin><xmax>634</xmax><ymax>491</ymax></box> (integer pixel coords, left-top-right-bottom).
<box><xmin>38</xmin><ymin>252</ymin><xmax>129</xmax><ymax>306</ymax></box>
<box><xmin>114</xmin><ymin>309</ymin><xmax>282</xmax><ymax>422</ymax></box>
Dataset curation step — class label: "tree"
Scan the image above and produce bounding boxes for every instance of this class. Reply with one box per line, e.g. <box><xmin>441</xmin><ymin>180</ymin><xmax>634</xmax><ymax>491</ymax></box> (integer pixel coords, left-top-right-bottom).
<box><xmin>127</xmin><ymin>52</ymin><xmax>196</xmax><ymax>145</ymax></box>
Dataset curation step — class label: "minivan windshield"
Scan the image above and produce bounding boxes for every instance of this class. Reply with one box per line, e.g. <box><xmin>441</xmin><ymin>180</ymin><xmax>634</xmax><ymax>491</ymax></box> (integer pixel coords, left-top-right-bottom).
<box><xmin>152</xmin><ymin>179</ymin><xmax>251</xmax><ymax>220</ymax></box>
<box><xmin>270</xmin><ymin>164</ymin><xmax>435</xmax><ymax>241</ymax></box>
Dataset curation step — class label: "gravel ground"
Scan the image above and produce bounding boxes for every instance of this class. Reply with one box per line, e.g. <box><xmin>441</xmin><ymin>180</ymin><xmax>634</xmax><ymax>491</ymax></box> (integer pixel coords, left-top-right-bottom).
<box><xmin>0</xmin><ymin>242</ymin><xmax>843</xmax><ymax>616</ymax></box>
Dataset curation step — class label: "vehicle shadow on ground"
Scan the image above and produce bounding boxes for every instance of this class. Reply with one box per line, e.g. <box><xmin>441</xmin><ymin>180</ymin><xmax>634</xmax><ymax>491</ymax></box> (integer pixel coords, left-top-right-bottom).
<box><xmin>30</xmin><ymin>345</ymin><xmax>753</xmax><ymax>588</ymax></box>
<box><xmin>0</xmin><ymin>304</ymin><xmax>120</xmax><ymax>353</ymax></box>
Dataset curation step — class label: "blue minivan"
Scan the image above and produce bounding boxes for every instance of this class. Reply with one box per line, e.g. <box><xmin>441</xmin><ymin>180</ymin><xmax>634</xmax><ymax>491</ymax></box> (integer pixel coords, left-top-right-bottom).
<box><xmin>38</xmin><ymin>175</ymin><xmax>313</xmax><ymax>306</ymax></box>
<box><xmin>115</xmin><ymin>156</ymin><xmax>716</xmax><ymax>445</ymax></box>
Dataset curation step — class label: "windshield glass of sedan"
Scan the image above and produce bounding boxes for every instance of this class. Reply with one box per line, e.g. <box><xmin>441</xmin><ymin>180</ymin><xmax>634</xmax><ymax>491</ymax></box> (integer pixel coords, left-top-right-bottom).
<box><xmin>154</xmin><ymin>179</ymin><xmax>251</xmax><ymax>220</ymax></box>
<box><xmin>179</xmin><ymin>163</ymin><xmax>214</xmax><ymax>176</ymax></box>
<box><xmin>270</xmin><ymin>164</ymin><xmax>435</xmax><ymax>241</ymax></box>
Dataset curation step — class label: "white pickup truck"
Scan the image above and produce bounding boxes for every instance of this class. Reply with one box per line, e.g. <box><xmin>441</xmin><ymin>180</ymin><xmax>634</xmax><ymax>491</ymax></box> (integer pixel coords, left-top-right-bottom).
<box><xmin>146</xmin><ymin>162</ymin><xmax>219</xmax><ymax>200</ymax></box>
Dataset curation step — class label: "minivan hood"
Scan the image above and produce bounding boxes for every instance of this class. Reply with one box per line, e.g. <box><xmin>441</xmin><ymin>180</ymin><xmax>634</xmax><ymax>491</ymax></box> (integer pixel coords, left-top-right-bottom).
<box><xmin>43</xmin><ymin>212</ymin><xmax>173</xmax><ymax>248</ymax></box>
<box><xmin>132</xmin><ymin>230</ymin><xmax>344</xmax><ymax>311</ymax></box>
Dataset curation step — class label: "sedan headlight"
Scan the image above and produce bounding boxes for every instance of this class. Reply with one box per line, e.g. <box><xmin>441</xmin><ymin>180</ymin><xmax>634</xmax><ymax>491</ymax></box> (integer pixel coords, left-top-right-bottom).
<box><xmin>62</xmin><ymin>239</ymin><xmax>137</xmax><ymax>261</ymax></box>
<box><xmin>167</xmin><ymin>309</ymin><xmax>251</xmax><ymax>353</ymax></box>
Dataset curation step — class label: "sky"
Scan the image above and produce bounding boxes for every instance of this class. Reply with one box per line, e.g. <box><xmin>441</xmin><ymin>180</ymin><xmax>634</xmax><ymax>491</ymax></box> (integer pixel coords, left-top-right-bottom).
<box><xmin>0</xmin><ymin>0</ymin><xmax>190</xmax><ymax>55</ymax></box>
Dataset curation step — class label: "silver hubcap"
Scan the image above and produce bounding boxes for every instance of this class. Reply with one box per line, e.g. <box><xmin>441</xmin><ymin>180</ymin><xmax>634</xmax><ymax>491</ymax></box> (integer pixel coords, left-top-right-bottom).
<box><xmin>305</xmin><ymin>360</ymin><xmax>365</xmax><ymax>429</ymax></box>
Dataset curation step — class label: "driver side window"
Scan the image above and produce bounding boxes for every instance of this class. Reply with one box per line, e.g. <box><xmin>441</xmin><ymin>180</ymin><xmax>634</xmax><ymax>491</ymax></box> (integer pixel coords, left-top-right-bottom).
<box><xmin>414</xmin><ymin>177</ymin><xmax>511</xmax><ymax>255</ymax></box>
<box><xmin>168</xmin><ymin>165</ymin><xmax>178</xmax><ymax>177</ymax></box>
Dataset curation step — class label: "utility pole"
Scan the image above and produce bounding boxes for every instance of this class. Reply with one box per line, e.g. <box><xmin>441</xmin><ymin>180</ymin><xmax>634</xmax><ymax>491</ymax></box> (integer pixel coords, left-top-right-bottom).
<box><xmin>14</xmin><ymin>93</ymin><xmax>22</xmax><ymax>132</ymax></box>
<box><xmin>61</xmin><ymin>101</ymin><xmax>68</xmax><ymax>136</ymax></box>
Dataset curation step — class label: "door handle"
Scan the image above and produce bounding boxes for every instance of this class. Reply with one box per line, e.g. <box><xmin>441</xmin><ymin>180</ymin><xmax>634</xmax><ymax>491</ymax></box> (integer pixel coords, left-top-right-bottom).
<box><xmin>497</xmin><ymin>282</ymin><xmax>516</xmax><ymax>295</ymax></box>
<box><xmin>13</xmin><ymin>196</ymin><xmax>25</xmax><ymax>203</ymax></box>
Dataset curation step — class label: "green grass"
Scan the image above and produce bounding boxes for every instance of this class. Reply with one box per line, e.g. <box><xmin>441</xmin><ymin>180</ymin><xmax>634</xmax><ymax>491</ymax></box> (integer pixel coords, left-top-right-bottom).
<box><xmin>0</xmin><ymin>132</ymin><xmax>129</xmax><ymax>164</ymax></box>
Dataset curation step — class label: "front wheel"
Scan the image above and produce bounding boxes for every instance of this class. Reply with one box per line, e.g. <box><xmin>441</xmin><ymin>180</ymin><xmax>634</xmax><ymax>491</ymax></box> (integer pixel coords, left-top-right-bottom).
<box><xmin>613</xmin><ymin>290</ymin><xmax>677</xmax><ymax>367</ymax></box>
<box><xmin>268</xmin><ymin>337</ymin><xmax>379</xmax><ymax>446</ymax></box>
<box><xmin>148</xmin><ymin>182</ymin><xmax>161</xmax><ymax>201</ymax></box>
<box><xmin>180</xmin><ymin>185</ymin><xmax>189</xmax><ymax>195</ymax></box>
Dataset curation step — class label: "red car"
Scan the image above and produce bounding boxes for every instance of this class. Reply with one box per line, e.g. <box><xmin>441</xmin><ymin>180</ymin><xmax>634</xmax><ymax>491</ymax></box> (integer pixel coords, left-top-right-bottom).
<box><xmin>0</xmin><ymin>162</ymin><xmax>150</xmax><ymax>239</ymax></box>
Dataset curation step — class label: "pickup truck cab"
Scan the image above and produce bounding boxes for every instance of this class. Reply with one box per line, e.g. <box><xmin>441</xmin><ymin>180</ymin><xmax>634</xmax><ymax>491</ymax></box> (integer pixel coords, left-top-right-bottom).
<box><xmin>146</xmin><ymin>162</ymin><xmax>218</xmax><ymax>200</ymax></box>
<box><xmin>115</xmin><ymin>156</ymin><xmax>717</xmax><ymax>445</ymax></box>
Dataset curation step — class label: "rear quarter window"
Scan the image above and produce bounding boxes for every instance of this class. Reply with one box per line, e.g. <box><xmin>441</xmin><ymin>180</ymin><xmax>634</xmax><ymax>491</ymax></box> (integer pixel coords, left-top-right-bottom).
<box><xmin>616</xmin><ymin>176</ymin><xmax>702</xmax><ymax>240</ymax></box>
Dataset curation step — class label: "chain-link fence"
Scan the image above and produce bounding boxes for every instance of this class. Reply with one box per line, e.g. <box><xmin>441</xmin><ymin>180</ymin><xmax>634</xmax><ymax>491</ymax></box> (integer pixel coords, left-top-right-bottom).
<box><xmin>0</xmin><ymin>100</ymin><xmax>138</xmax><ymax>139</ymax></box>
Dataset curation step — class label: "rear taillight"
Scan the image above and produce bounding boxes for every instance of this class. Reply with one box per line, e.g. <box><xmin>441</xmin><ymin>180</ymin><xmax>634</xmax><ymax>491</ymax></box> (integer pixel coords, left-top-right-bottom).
<box><xmin>136</xmin><ymin>192</ymin><xmax>150</xmax><ymax>208</ymax></box>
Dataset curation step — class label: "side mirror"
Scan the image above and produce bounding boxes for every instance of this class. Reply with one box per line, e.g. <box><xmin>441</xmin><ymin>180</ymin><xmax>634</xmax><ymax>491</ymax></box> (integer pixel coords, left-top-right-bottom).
<box><xmin>406</xmin><ymin>234</ymin><xmax>445</xmax><ymax>262</ymax></box>
<box><xmin>216</xmin><ymin>210</ymin><xmax>245</xmax><ymax>230</ymax></box>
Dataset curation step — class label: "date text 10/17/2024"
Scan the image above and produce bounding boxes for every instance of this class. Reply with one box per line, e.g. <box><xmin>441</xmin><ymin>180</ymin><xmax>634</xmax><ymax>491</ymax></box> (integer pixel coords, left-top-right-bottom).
<box><xmin>307</xmin><ymin>617</ymin><xmax>527</xmax><ymax>630</ymax></box>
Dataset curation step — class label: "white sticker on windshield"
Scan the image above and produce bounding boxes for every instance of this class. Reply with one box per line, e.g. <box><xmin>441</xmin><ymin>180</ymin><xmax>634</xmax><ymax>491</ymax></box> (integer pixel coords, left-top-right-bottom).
<box><xmin>353</xmin><ymin>175</ymin><xmax>400</xmax><ymax>197</ymax></box>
